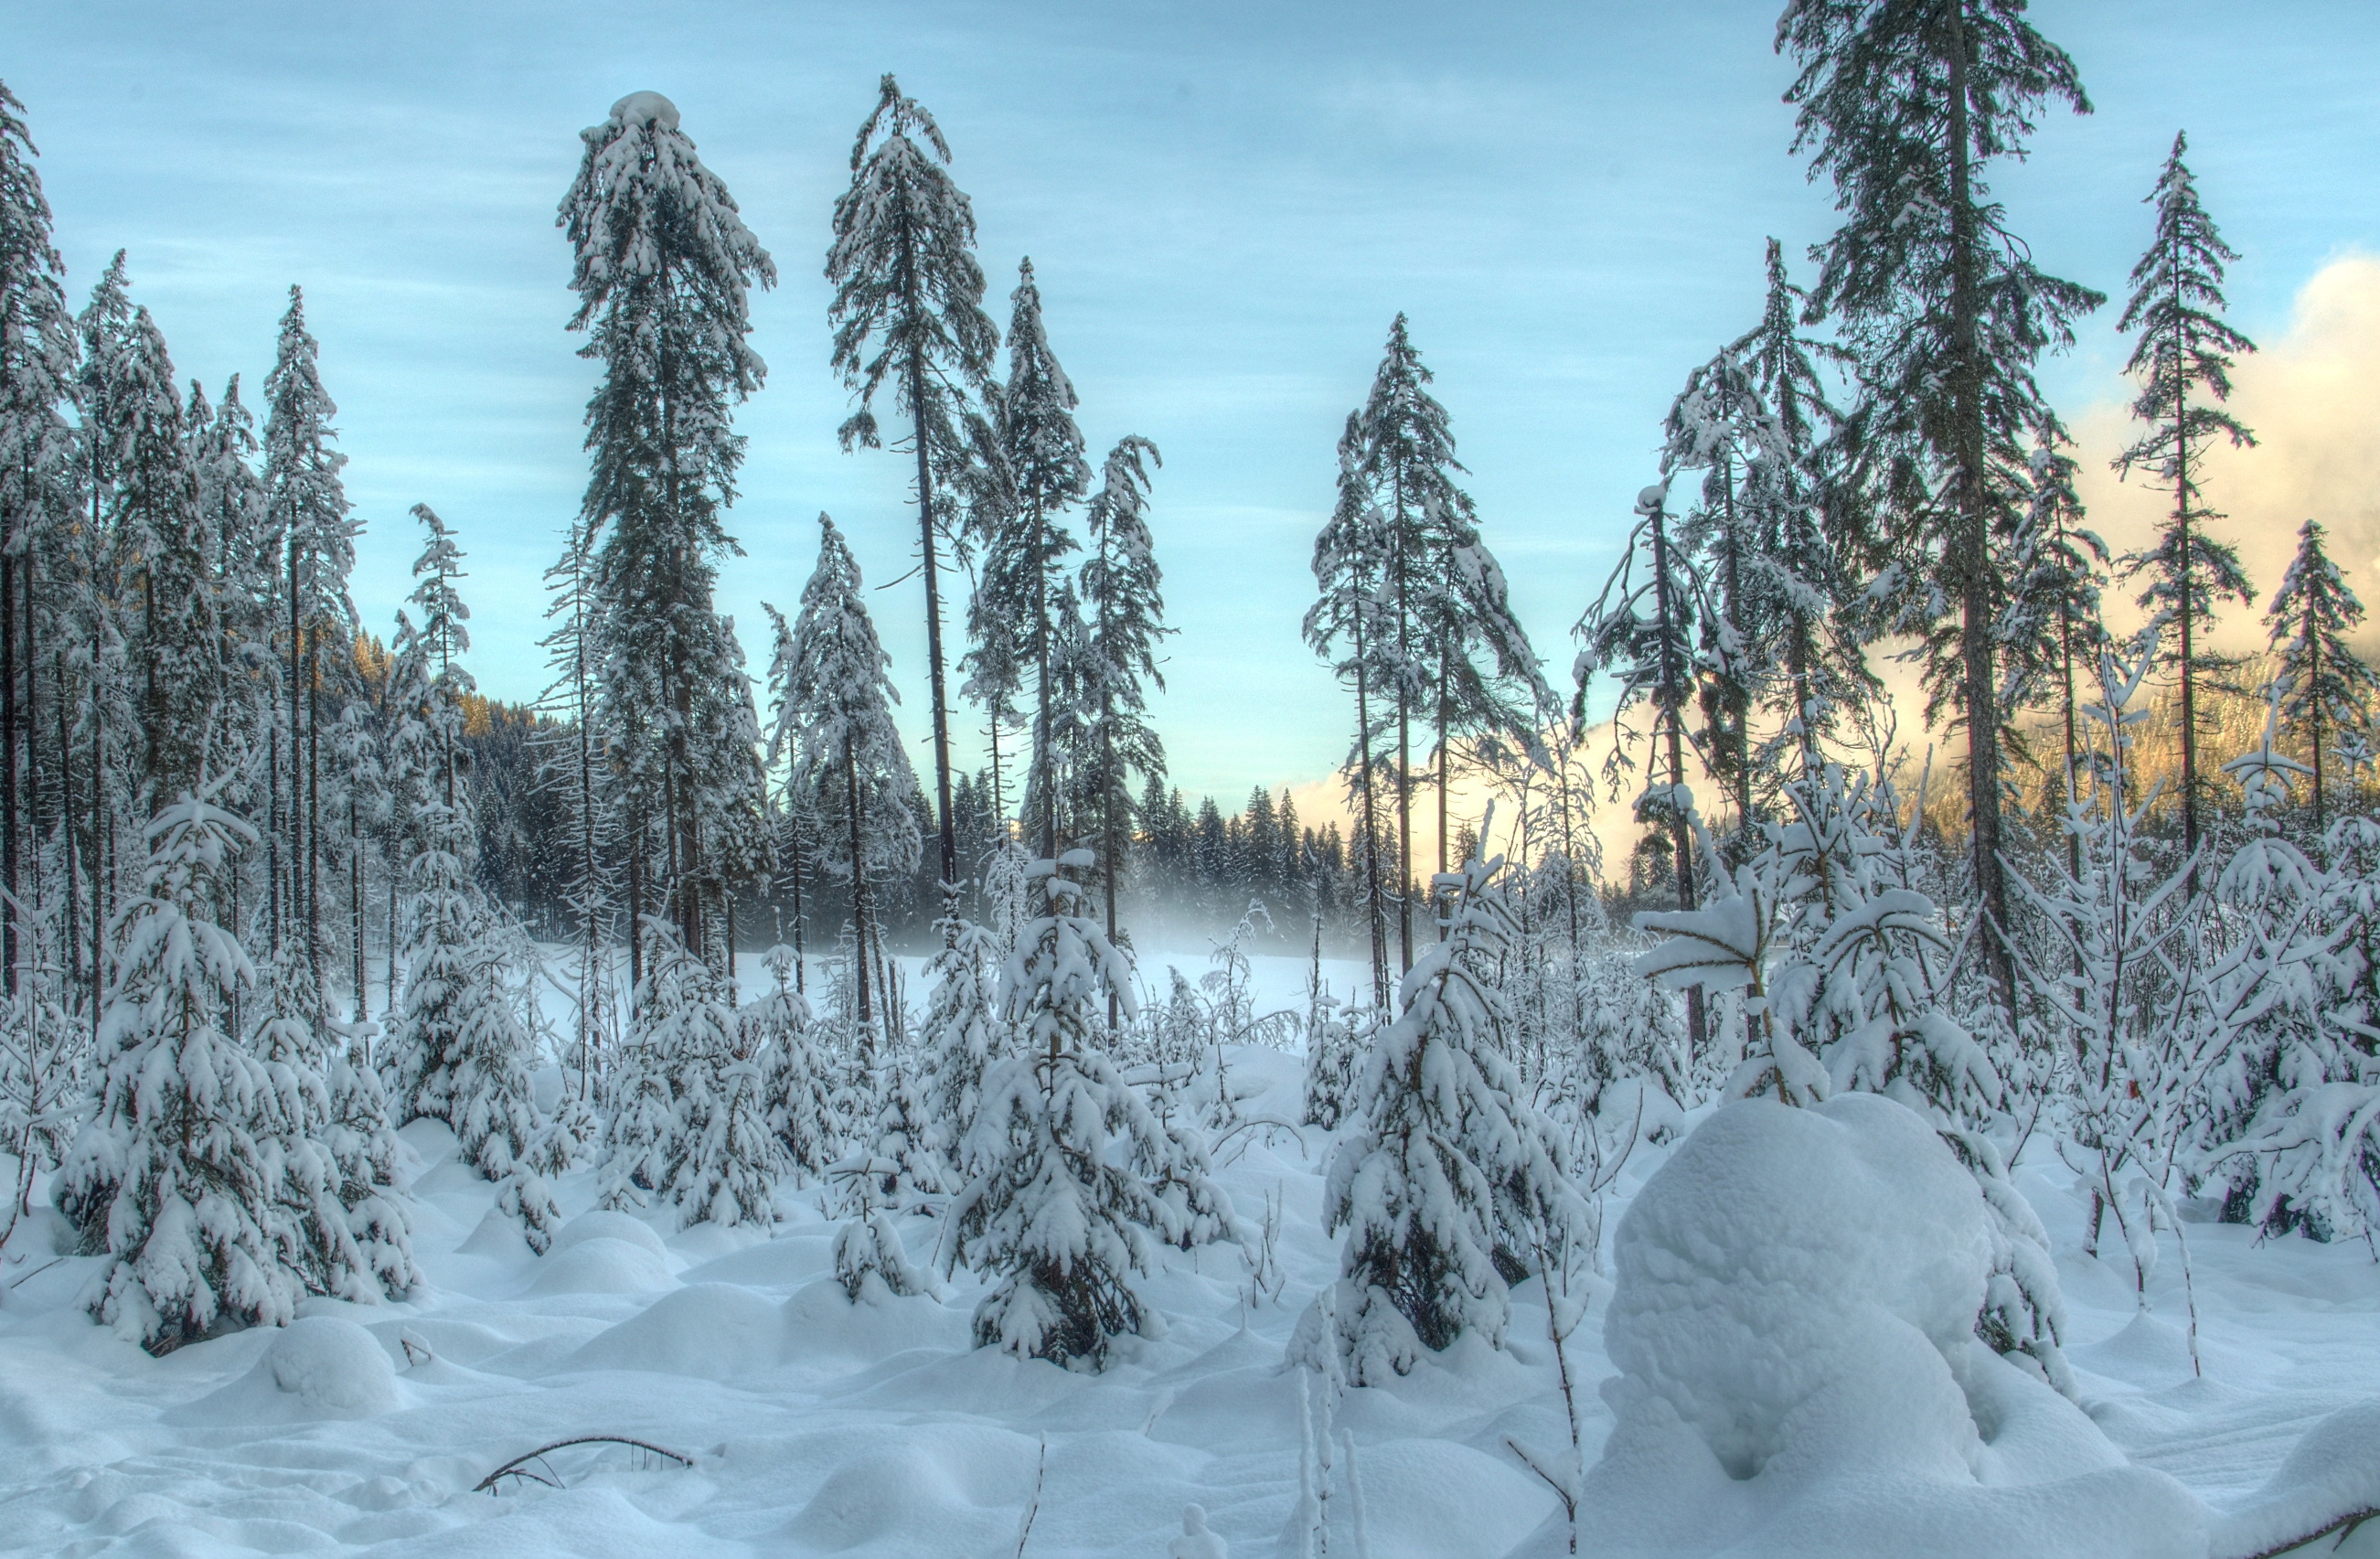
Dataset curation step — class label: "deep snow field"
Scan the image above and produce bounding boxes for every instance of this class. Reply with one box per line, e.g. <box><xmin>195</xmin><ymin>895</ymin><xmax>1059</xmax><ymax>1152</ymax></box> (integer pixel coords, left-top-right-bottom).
<box><xmin>6</xmin><ymin>951</ymin><xmax>2380</xmax><ymax>1558</ymax></box>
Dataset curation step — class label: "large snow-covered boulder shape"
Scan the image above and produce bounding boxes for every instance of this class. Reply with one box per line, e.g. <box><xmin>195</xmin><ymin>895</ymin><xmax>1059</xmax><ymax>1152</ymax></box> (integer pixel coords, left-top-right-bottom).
<box><xmin>549</xmin><ymin>1209</ymin><xmax>670</xmax><ymax>1260</ymax></box>
<box><xmin>1567</xmin><ymin>1094</ymin><xmax>2206</xmax><ymax>1558</ymax></box>
<box><xmin>171</xmin><ymin>1316</ymin><xmax>400</xmax><ymax>1425</ymax></box>
<box><xmin>268</xmin><ymin>1317</ymin><xmax>399</xmax><ymax>1415</ymax></box>
<box><xmin>1607</xmin><ymin>1093</ymin><xmax>1990</xmax><ymax>1478</ymax></box>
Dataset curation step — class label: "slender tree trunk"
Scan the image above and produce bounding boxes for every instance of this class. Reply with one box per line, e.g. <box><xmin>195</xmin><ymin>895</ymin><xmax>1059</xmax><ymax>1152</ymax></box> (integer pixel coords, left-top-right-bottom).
<box><xmin>1393</xmin><ymin>471</ymin><xmax>1414</xmax><ymax>977</ymax></box>
<box><xmin>1032</xmin><ymin>500</ymin><xmax>1057</xmax><ymax>861</ymax></box>
<box><xmin>1435</xmin><ymin>633</ymin><xmax>1450</xmax><ymax>939</ymax></box>
<box><xmin>351</xmin><ymin>795</ymin><xmax>367</xmax><ymax>1027</ymax></box>
<box><xmin>895</xmin><ymin>213</ymin><xmax>958</xmax><ymax>888</ymax></box>
<box><xmin>845</xmin><ymin>742</ymin><xmax>873</xmax><ymax>1053</ymax></box>
<box><xmin>1102</xmin><ymin>681</ymin><xmax>1120</xmax><ymax>1030</ymax></box>
<box><xmin>1</xmin><ymin>545</ymin><xmax>18</xmax><ymax>997</ymax></box>
<box><xmin>1648</xmin><ymin>497</ymin><xmax>1706</xmax><ymax>1054</ymax></box>
<box><xmin>56</xmin><ymin>651</ymin><xmax>77</xmax><ymax>990</ymax></box>
<box><xmin>626</xmin><ymin>822</ymin><xmax>645</xmax><ymax>995</ymax></box>
<box><xmin>1943</xmin><ymin>3</ymin><xmax>2017</xmax><ymax>1011</ymax></box>
<box><xmin>1352</xmin><ymin>584</ymin><xmax>1387</xmax><ymax>1010</ymax></box>
<box><xmin>307</xmin><ymin>653</ymin><xmax>321</xmax><ymax>982</ymax></box>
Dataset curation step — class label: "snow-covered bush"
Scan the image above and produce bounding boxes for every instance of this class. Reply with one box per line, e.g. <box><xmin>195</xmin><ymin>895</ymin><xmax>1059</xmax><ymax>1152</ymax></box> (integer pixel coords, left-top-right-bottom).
<box><xmin>945</xmin><ymin>853</ymin><xmax>1232</xmax><ymax>1369</ymax></box>
<box><xmin>56</xmin><ymin>795</ymin><xmax>301</xmax><ymax>1351</ymax></box>
<box><xmin>1302</xmin><ymin>848</ymin><xmax>1589</xmax><ymax>1383</ymax></box>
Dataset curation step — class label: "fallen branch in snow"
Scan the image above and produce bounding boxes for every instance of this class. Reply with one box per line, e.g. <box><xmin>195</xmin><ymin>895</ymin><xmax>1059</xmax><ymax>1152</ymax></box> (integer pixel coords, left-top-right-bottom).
<box><xmin>5</xmin><ymin>1256</ymin><xmax>62</xmax><ymax>1290</ymax></box>
<box><xmin>472</xmin><ymin>1436</ymin><xmax>693</xmax><ymax>1495</ymax></box>
<box><xmin>2218</xmin><ymin>1506</ymin><xmax>2380</xmax><ymax>1559</ymax></box>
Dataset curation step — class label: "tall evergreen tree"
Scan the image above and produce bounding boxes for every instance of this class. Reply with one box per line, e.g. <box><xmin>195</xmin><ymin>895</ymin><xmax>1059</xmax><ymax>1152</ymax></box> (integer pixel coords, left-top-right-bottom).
<box><xmin>1728</xmin><ymin>239</ymin><xmax>1864</xmax><ymax>772</ymax></box>
<box><xmin>1779</xmin><ymin>0</ymin><xmax>2099</xmax><ymax>1000</ymax></box>
<box><xmin>827</xmin><ymin>75</ymin><xmax>1000</xmax><ymax>887</ymax></box>
<box><xmin>561</xmin><ymin>90</ymin><xmax>776</xmax><ymax>977</ymax></box>
<box><xmin>0</xmin><ymin>83</ymin><xmax>72</xmax><ymax>999</ymax></box>
<box><xmin>2114</xmin><ymin>131</ymin><xmax>2257</xmax><ymax>865</ymax></box>
<box><xmin>765</xmin><ymin>518</ymin><xmax>921</xmax><ymax>1054</ymax></box>
<box><xmin>2265</xmin><ymin>519</ymin><xmax>2376</xmax><ymax>836</ymax></box>
<box><xmin>114</xmin><ymin>309</ymin><xmax>225</xmax><ymax>812</ymax></box>
<box><xmin>1574</xmin><ymin>477</ymin><xmax>1709</xmax><ymax>1049</ymax></box>
<box><xmin>1307</xmin><ymin>413</ymin><xmax>1393</xmax><ymax>1008</ymax></box>
<box><xmin>261</xmin><ymin>286</ymin><xmax>360</xmax><ymax>981</ymax></box>
<box><xmin>1350</xmin><ymin>316</ymin><xmax>1533</xmax><ymax>970</ymax></box>
<box><xmin>2002</xmin><ymin>435</ymin><xmax>2110</xmax><ymax>865</ymax></box>
<box><xmin>976</xmin><ymin>258</ymin><xmax>1089</xmax><ymax>860</ymax></box>
<box><xmin>1663</xmin><ymin>345</ymin><xmax>1773</xmax><ymax>833</ymax></box>
<box><xmin>1075</xmin><ymin>435</ymin><xmax>1169</xmax><ymax>982</ymax></box>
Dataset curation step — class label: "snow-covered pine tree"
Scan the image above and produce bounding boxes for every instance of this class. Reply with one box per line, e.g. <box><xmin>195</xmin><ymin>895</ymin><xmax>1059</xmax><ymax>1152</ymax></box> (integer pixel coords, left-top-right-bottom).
<box><xmin>112</xmin><ymin>307</ymin><xmax>228</xmax><ymax>817</ymax></box>
<box><xmin>827</xmin><ymin>74</ymin><xmax>1000</xmax><ymax>886</ymax></box>
<box><xmin>261</xmin><ymin>286</ymin><xmax>361</xmax><ymax>977</ymax></box>
<box><xmin>1305</xmin><ymin>844</ymin><xmax>1590</xmax><ymax>1383</ymax></box>
<box><xmin>1350</xmin><ymin>316</ymin><xmax>1537</xmax><ymax>969</ymax></box>
<box><xmin>251</xmin><ymin>940</ymin><xmax>416</xmax><ymax>1301</ymax></box>
<box><xmin>2002</xmin><ymin>435</ymin><xmax>2111</xmax><ymax>866</ymax></box>
<box><xmin>2115</xmin><ymin>131</ymin><xmax>2257</xmax><ymax>867</ymax></box>
<box><xmin>1574</xmin><ymin>477</ymin><xmax>1711</xmax><ymax>1048</ymax></box>
<box><xmin>973</xmin><ymin>257</ymin><xmax>1088</xmax><ymax>860</ymax></box>
<box><xmin>642</xmin><ymin>923</ymin><xmax>783</xmax><ymax>1229</ymax></box>
<box><xmin>2264</xmin><ymin>519</ymin><xmax>2376</xmax><ymax>837</ymax></box>
<box><xmin>191</xmin><ymin>374</ymin><xmax>279</xmax><ymax>956</ymax></box>
<box><xmin>919</xmin><ymin>902</ymin><xmax>1003</xmax><ymax>1184</ymax></box>
<box><xmin>2197</xmin><ymin>703</ymin><xmax>2333</xmax><ymax>1238</ymax></box>
<box><xmin>764</xmin><ymin>518</ymin><xmax>921</xmax><ymax>1058</ymax></box>
<box><xmin>55</xmin><ymin>792</ymin><xmax>299</xmax><ymax>1351</ymax></box>
<box><xmin>750</xmin><ymin>942</ymin><xmax>835</xmax><ymax>1181</ymax></box>
<box><xmin>378</xmin><ymin>509</ymin><xmax>552</xmax><ymax>1244</ymax></box>
<box><xmin>561</xmin><ymin>90</ymin><xmax>776</xmax><ymax>977</ymax></box>
<box><xmin>947</xmin><ymin>852</ymin><xmax>1232</xmax><ymax>1369</ymax></box>
<box><xmin>68</xmin><ymin>253</ymin><xmax>146</xmax><ymax>1021</ymax></box>
<box><xmin>1662</xmin><ymin>345</ymin><xmax>1777</xmax><ymax>835</ymax></box>
<box><xmin>536</xmin><ymin>518</ymin><xmax>618</xmax><ymax>1096</ymax></box>
<box><xmin>1305</xmin><ymin>412</ymin><xmax>1394</xmax><ymax>1009</ymax></box>
<box><xmin>0</xmin><ymin>82</ymin><xmax>74</xmax><ymax>1000</ymax></box>
<box><xmin>1780</xmin><ymin>0</ymin><xmax>2100</xmax><ymax>1001</ymax></box>
<box><xmin>2011</xmin><ymin>633</ymin><xmax>2232</xmax><ymax>1335</ymax></box>
<box><xmin>1074</xmin><ymin>435</ymin><xmax>1170</xmax><ymax>990</ymax></box>
<box><xmin>1729</xmin><ymin>238</ymin><xmax>1862</xmax><ymax>770</ymax></box>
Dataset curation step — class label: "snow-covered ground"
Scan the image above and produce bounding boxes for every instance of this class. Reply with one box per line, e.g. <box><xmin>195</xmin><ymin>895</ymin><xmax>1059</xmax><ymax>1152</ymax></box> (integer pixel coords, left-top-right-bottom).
<box><xmin>7</xmin><ymin>964</ymin><xmax>2380</xmax><ymax>1558</ymax></box>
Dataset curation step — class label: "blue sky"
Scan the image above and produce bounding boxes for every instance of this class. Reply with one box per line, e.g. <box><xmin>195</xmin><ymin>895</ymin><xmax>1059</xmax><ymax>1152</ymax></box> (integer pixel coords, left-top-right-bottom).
<box><xmin>9</xmin><ymin>0</ymin><xmax>2377</xmax><ymax>806</ymax></box>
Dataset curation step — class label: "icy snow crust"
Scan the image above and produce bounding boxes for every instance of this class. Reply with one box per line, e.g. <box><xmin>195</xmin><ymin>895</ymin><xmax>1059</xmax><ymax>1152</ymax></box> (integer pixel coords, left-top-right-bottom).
<box><xmin>7</xmin><ymin>955</ymin><xmax>2380</xmax><ymax>1556</ymax></box>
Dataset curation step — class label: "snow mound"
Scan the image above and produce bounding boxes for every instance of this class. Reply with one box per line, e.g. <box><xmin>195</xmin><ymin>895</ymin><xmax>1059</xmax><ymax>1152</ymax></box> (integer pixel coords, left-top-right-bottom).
<box><xmin>1566</xmin><ymin>1094</ymin><xmax>2205</xmax><ymax>1558</ymax></box>
<box><xmin>527</xmin><ymin>1235</ymin><xmax>675</xmax><ymax>1296</ymax></box>
<box><xmin>609</xmin><ymin>91</ymin><xmax>679</xmax><ymax>131</ymax></box>
<box><xmin>171</xmin><ymin>1317</ymin><xmax>399</xmax><ymax>1424</ymax></box>
<box><xmin>551</xmin><ymin>1209</ymin><xmax>671</xmax><ymax>1259</ymax></box>
<box><xmin>2210</xmin><ymin>1402</ymin><xmax>2380</xmax><ymax>1559</ymax></box>
<box><xmin>565</xmin><ymin>1283</ymin><xmax>786</xmax><ymax>1380</ymax></box>
<box><xmin>781</xmin><ymin>1422</ymin><xmax>1041</xmax><ymax>1554</ymax></box>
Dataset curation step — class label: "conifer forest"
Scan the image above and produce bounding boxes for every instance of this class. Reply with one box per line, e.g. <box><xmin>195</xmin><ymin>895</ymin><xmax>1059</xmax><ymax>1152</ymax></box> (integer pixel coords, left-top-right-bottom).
<box><xmin>6</xmin><ymin>5</ymin><xmax>2380</xmax><ymax>1557</ymax></box>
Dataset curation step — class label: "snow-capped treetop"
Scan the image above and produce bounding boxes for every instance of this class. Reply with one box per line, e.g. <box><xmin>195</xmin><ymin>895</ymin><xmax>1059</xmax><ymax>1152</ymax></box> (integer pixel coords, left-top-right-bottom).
<box><xmin>825</xmin><ymin>73</ymin><xmax>998</xmax><ymax>465</ymax></box>
<box><xmin>609</xmin><ymin>91</ymin><xmax>679</xmax><ymax>132</ymax></box>
<box><xmin>561</xmin><ymin>91</ymin><xmax>773</xmax><ymax>348</ymax></box>
<box><xmin>263</xmin><ymin>285</ymin><xmax>359</xmax><ymax>637</ymax></box>
<box><xmin>0</xmin><ymin>79</ymin><xmax>73</xmax><ymax>552</ymax></box>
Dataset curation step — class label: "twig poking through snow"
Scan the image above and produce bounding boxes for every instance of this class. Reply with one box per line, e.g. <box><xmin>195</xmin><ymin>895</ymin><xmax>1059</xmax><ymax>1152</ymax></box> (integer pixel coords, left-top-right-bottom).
<box><xmin>473</xmin><ymin>1436</ymin><xmax>693</xmax><ymax>1495</ymax></box>
<box><xmin>1012</xmin><ymin>1435</ymin><xmax>1047</xmax><ymax>1557</ymax></box>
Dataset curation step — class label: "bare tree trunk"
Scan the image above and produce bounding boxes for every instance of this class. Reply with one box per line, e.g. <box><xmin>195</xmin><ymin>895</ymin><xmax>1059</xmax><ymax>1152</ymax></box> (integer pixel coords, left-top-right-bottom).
<box><xmin>1944</xmin><ymin>1</ymin><xmax>2017</xmax><ymax>1014</ymax></box>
